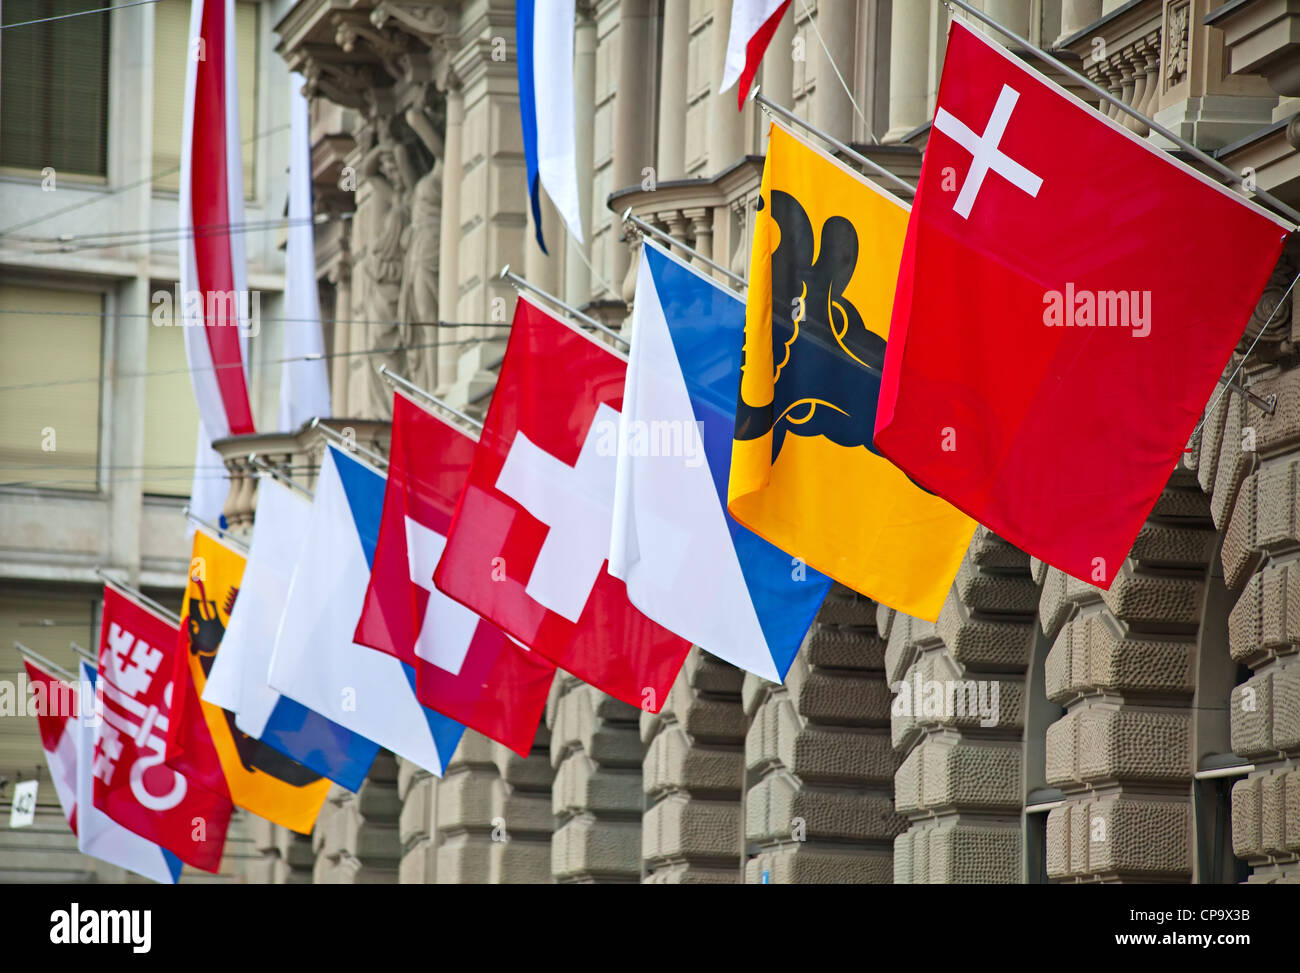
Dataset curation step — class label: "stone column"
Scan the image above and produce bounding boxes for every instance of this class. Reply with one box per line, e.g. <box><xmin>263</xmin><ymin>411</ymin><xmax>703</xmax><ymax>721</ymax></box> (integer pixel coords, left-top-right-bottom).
<box><xmin>811</xmin><ymin>0</ymin><xmax>856</xmax><ymax>143</ymax></box>
<box><xmin>312</xmin><ymin>753</ymin><xmax>402</xmax><ymax>883</ymax></box>
<box><xmin>656</xmin><ymin>0</ymin><xmax>691</xmax><ymax>181</ymax></box>
<box><xmin>884</xmin><ymin>0</ymin><xmax>930</xmax><ymax>143</ymax></box>
<box><xmin>642</xmin><ymin>651</ymin><xmax>745</xmax><ymax>883</ymax></box>
<box><xmin>608</xmin><ymin>0</ymin><xmax>655</xmax><ymax>298</ymax></box>
<box><xmin>437</xmin><ymin>82</ymin><xmax>464</xmax><ymax>391</ymax></box>
<box><xmin>565</xmin><ymin>4</ymin><xmax>597</xmax><ymax>306</ymax></box>
<box><xmin>761</xmin><ymin>5</ymin><xmax>795</xmax><ymax>152</ymax></box>
<box><xmin>708</xmin><ymin>0</ymin><xmax>746</xmax><ymax>173</ymax></box>
<box><xmin>548</xmin><ymin>676</ymin><xmax>644</xmax><ymax>882</ymax></box>
<box><xmin>524</xmin><ymin>188</ymin><xmax>564</xmax><ymax>295</ymax></box>
<box><xmin>1056</xmin><ymin>0</ymin><xmax>1102</xmax><ymax>43</ymax></box>
<box><xmin>745</xmin><ymin>587</ymin><xmax>903</xmax><ymax>882</ymax></box>
<box><xmin>329</xmin><ymin>258</ymin><xmax>353</xmax><ymax>416</ymax></box>
<box><xmin>890</xmin><ymin>530</ymin><xmax>1037</xmax><ymax>883</ymax></box>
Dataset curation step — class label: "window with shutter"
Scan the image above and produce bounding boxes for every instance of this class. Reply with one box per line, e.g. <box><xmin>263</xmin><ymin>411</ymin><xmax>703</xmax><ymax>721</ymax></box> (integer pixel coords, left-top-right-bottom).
<box><xmin>0</xmin><ymin>286</ymin><xmax>104</xmax><ymax>492</ymax></box>
<box><xmin>0</xmin><ymin>0</ymin><xmax>110</xmax><ymax>177</ymax></box>
<box><xmin>142</xmin><ymin>299</ymin><xmax>200</xmax><ymax>496</ymax></box>
<box><xmin>151</xmin><ymin>0</ymin><xmax>259</xmax><ymax>196</ymax></box>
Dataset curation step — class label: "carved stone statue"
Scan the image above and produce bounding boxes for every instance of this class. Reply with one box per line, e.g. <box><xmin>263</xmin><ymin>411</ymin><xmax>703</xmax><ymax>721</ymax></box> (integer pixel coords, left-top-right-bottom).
<box><xmin>397</xmin><ymin>92</ymin><xmax>445</xmax><ymax>388</ymax></box>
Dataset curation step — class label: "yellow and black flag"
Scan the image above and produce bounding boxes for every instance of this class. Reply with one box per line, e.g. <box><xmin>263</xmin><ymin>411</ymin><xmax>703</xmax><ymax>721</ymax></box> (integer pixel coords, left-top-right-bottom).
<box><xmin>727</xmin><ymin>121</ymin><xmax>975</xmax><ymax>621</ymax></box>
<box><xmin>166</xmin><ymin>529</ymin><xmax>331</xmax><ymax>834</ymax></box>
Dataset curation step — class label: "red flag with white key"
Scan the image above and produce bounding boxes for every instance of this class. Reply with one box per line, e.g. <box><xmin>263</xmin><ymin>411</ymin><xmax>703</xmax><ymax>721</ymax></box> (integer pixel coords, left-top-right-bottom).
<box><xmin>875</xmin><ymin>17</ymin><xmax>1292</xmax><ymax>589</ymax></box>
<box><xmin>354</xmin><ymin>391</ymin><xmax>557</xmax><ymax>755</ymax></box>
<box><xmin>93</xmin><ymin>585</ymin><xmax>231</xmax><ymax>871</ymax></box>
<box><xmin>433</xmin><ymin>298</ymin><xmax>691</xmax><ymax>711</ymax></box>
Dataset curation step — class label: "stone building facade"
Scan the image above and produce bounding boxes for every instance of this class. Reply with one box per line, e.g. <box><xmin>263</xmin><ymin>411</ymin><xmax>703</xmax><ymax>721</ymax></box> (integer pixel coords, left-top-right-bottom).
<box><xmin>3</xmin><ymin>0</ymin><xmax>1300</xmax><ymax>884</ymax></box>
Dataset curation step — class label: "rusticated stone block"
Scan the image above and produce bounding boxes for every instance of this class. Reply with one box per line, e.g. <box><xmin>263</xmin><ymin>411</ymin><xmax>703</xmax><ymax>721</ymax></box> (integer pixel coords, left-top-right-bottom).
<box><xmin>938</xmin><ymin>590</ymin><xmax>1033</xmax><ymax>671</ymax></box>
<box><xmin>491</xmin><ymin>837</ymin><xmax>552</xmax><ymax>884</ymax></box>
<box><xmin>894</xmin><ymin>830</ymin><xmax>914</xmax><ymax>883</ymax></box>
<box><xmin>1039</xmin><ymin>567</ymin><xmax>1103</xmax><ymax>640</ymax></box>
<box><xmin>954</xmin><ymin>557</ymin><xmax>1039</xmax><ymax>614</ymax></box>
<box><xmin>1230</xmin><ymin>664</ymin><xmax>1300</xmax><ymax>754</ymax></box>
<box><xmin>1261</xmin><ymin>772</ymin><xmax>1288</xmax><ymax>855</ymax></box>
<box><xmin>551</xmin><ymin>815</ymin><xmax>640</xmax><ymax>882</ymax></box>
<box><xmin>788</xmin><ymin>661</ymin><xmax>891</xmax><ymax>725</ymax></box>
<box><xmin>746</xmin><ymin>693</ymin><xmax>798</xmax><ymax>773</ymax></box>
<box><xmin>788</xmin><ymin>726</ymin><xmax>896</xmax><ymax>786</ymax></box>
<box><xmin>814</xmin><ymin>585</ymin><xmax>880</xmax><ymax>628</ymax></box>
<box><xmin>804</xmin><ymin>626</ymin><xmax>887</xmax><ymax>670</ymax></box>
<box><xmin>1046</xmin><ymin>612</ymin><xmax>1194</xmax><ymax>701</ymax></box>
<box><xmin>884</xmin><ymin>612</ymin><xmax>941</xmax><ymax>685</ymax></box>
<box><xmin>357</xmin><ymin>776</ymin><xmax>402</xmax><ymax>820</ymax></box>
<box><xmin>1252</xmin><ymin>368</ymin><xmax>1300</xmax><ymax>458</ymax></box>
<box><xmin>1196</xmin><ymin>389</ymin><xmax>1228</xmax><ymax>498</ymax></box>
<box><xmin>399</xmin><ymin>776</ymin><xmax>434</xmax><ymax>847</ymax></box>
<box><xmin>644</xmin><ymin>863</ymin><xmax>738</xmax><ymax>883</ymax></box>
<box><xmin>1047</xmin><ymin>709</ymin><xmax>1191</xmax><ymax>785</ymax></box>
<box><xmin>1232</xmin><ymin>776</ymin><xmax>1264</xmax><ymax>860</ymax></box>
<box><xmin>552</xmin><ymin>753</ymin><xmax>642</xmax><ymax>816</ymax></box>
<box><xmin>1045</xmin><ymin>805</ymin><xmax>1073</xmax><ymax>878</ymax></box>
<box><xmin>446</xmin><ymin>730</ymin><xmax>497</xmax><ymax>770</ymax></box>
<box><xmin>904</xmin><ymin>821</ymin><xmax>1021</xmax><ymax>883</ymax></box>
<box><xmin>967</xmin><ymin>527</ymin><xmax>1030</xmax><ymax>571</ymax></box>
<box><xmin>399</xmin><ymin>838</ymin><xmax>434</xmax><ymax>884</ymax></box>
<box><xmin>1222</xmin><ymin>471</ymin><xmax>1260</xmax><ymax>590</ymax></box>
<box><xmin>1228</xmin><ymin>561</ymin><xmax>1300</xmax><ymax>663</ymax></box>
<box><xmin>682</xmin><ymin>649</ymin><xmax>746</xmax><ymax>694</ymax></box>
<box><xmin>903</xmin><ymin>740</ymin><xmax>1021</xmax><ymax>812</ymax></box>
<box><xmin>548</xmin><ymin>682</ymin><xmax>644</xmax><ymax>769</ymax></box>
<box><xmin>1128</xmin><ymin>523</ymin><xmax>1216</xmax><ymax>568</ymax></box>
<box><xmin>1087</xmin><ymin>799</ymin><xmax>1190</xmax><ymax>878</ymax></box>
<box><xmin>643</xmin><ymin>793</ymin><xmax>740</xmax><ymax>862</ymax></box>
<box><xmin>1100</xmin><ymin>569</ymin><xmax>1202</xmax><ymax>629</ymax></box>
<box><xmin>746</xmin><ymin>845</ymin><xmax>893</xmax><ymax>884</ymax></box>
<box><xmin>643</xmin><ymin>725</ymin><xmax>743</xmax><ymax>797</ymax></box>
<box><xmin>746</xmin><ymin>773</ymin><xmax>903</xmax><ymax>843</ymax></box>
<box><xmin>1210</xmin><ymin>392</ymin><xmax>1251</xmax><ymax>532</ymax></box>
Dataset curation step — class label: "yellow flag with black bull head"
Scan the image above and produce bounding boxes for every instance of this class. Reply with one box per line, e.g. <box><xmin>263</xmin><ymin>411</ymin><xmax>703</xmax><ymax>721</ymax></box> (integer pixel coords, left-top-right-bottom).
<box><xmin>728</xmin><ymin>121</ymin><xmax>975</xmax><ymax>621</ymax></box>
<box><xmin>173</xmin><ymin>529</ymin><xmax>330</xmax><ymax>833</ymax></box>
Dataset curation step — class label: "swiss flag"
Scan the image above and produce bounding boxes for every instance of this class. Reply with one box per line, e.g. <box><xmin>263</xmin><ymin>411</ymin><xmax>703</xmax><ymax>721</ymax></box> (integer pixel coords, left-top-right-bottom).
<box><xmin>354</xmin><ymin>391</ymin><xmax>557</xmax><ymax>756</ymax></box>
<box><xmin>434</xmin><ymin>298</ymin><xmax>692</xmax><ymax>711</ymax></box>
<box><xmin>93</xmin><ymin>586</ymin><xmax>231</xmax><ymax>872</ymax></box>
<box><xmin>875</xmin><ymin>18</ymin><xmax>1291</xmax><ymax>589</ymax></box>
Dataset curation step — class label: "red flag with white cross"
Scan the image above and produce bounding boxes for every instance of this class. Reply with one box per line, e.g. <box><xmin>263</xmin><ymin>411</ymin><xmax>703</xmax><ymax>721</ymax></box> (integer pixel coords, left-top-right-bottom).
<box><xmin>93</xmin><ymin>585</ymin><xmax>231</xmax><ymax>871</ymax></box>
<box><xmin>433</xmin><ymin>298</ymin><xmax>691</xmax><ymax>711</ymax></box>
<box><xmin>874</xmin><ymin>17</ymin><xmax>1292</xmax><ymax>589</ymax></box>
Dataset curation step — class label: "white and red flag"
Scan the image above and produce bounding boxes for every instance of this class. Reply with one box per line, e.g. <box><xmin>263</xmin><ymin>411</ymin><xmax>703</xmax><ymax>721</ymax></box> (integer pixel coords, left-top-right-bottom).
<box><xmin>93</xmin><ymin>586</ymin><xmax>231</xmax><ymax>872</ymax></box>
<box><xmin>180</xmin><ymin>0</ymin><xmax>256</xmax><ymax>522</ymax></box>
<box><xmin>718</xmin><ymin>0</ymin><xmax>791</xmax><ymax>110</ymax></box>
<box><xmin>433</xmin><ymin>299</ymin><xmax>692</xmax><ymax>711</ymax></box>
<box><xmin>875</xmin><ymin>18</ymin><xmax>1292</xmax><ymax>588</ymax></box>
<box><xmin>354</xmin><ymin>392</ymin><xmax>557</xmax><ymax>756</ymax></box>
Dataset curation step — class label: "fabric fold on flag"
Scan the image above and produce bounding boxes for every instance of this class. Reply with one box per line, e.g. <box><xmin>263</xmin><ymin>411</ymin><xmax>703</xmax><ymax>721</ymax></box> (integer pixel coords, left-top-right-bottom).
<box><xmin>268</xmin><ymin>446</ymin><xmax>465</xmax><ymax>776</ymax></box>
<box><xmin>718</xmin><ymin>0</ymin><xmax>791</xmax><ymax>110</ymax></box>
<box><xmin>167</xmin><ymin>530</ymin><xmax>330</xmax><ymax>834</ymax></box>
<box><xmin>279</xmin><ymin>70</ymin><xmax>332</xmax><ymax>432</ymax></box>
<box><xmin>874</xmin><ymin>19</ymin><xmax>1292</xmax><ymax>588</ymax></box>
<box><xmin>728</xmin><ymin>120</ymin><xmax>976</xmax><ymax>622</ymax></box>
<box><xmin>202</xmin><ymin>478</ymin><xmax>380</xmax><ymax>791</ymax></box>
<box><xmin>93</xmin><ymin>586</ymin><xmax>230</xmax><ymax>872</ymax></box>
<box><xmin>354</xmin><ymin>392</ymin><xmax>556</xmax><ymax>757</ymax></box>
<box><xmin>77</xmin><ymin>662</ymin><xmax>184</xmax><ymax>884</ymax></box>
<box><xmin>610</xmin><ymin>241</ymin><xmax>830</xmax><ymax>682</ymax></box>
<box><xmin>516</xmin><ymin>0</ymin><xmax>583</xmax><ymax>251</ymax></box>
<box><xmin>181</xmin><ymin>0</ymin><xmax>255</xmax><ymax>522</ymax></box>
<box><xmin>433</xmin><ymin>297</ymin><xmax>692</xmax><ymax>711</ymax></box>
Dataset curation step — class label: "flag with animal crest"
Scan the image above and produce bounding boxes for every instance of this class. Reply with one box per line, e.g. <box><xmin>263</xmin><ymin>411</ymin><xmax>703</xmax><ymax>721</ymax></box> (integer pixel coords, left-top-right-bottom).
<box><xmin>166</xmin><ymin>529</ymin><xmax>331</xmax><ymax>834</ymax></box>
<box><xmin>873</xmin><ymin>18</ymin><xmax>1292</xmax><ymax>588</ymax></box>
<box><xmin>728</xmin><ymin>120</ymin><xmax>976</xmax><ymax>622</ymax></box>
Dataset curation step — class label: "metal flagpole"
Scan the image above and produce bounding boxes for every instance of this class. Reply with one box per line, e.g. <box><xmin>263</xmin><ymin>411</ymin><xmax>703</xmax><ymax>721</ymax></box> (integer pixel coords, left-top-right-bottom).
<box><xmin>377</xmin><ymin>365</ymin><xmax>485</xmax><ymax>431</ymax></box>
<box><xmin>247</xmin><ymin>454</ymin><xmax>316</xmax><ymax>499</ymax></box>
<box><xmin>13</xmin><ymin>641</ymin><xmax>77</xmax><ymax>683</ymax></box>
<box><xmin>94</xmin><ymin>567</ymin><xmax>182</xmax><ymax>625</ymax></box>
<box><xmin>943</xmin><ymin>0</ymin><xmax>1300</xmax><ymax>227</ymax></box>
<box><xmin>499</xmin><ymin>265</ymin><xmax>630</xmax><ymax>348</ymax></box>
<box><xmin>309</xmin><ymin>419</ymin><xmax>390</xmax><ymax>470</ymax></box>
<box><xmin>751</xmin><ymin>87</ymin><xmax>917</xmax><ymax>197</ymax></box>
<box><xmin>182</xmin><ymin>504</ymin><xmax>250</xmax><ymax>553</ymax></box>
<box><xmin>620</xmin><ymin>209</ymin><xmax>747</xmax><ymax>289</ymax></box>
<box><xmin>69</xmin><ymin>642</ymin><xmax>97</xmax><ymax>666</ymax></box>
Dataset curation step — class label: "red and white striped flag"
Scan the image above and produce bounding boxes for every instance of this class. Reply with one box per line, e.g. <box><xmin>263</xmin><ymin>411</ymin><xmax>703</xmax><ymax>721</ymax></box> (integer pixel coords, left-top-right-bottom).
<box><xmin>180</xmin><ymin>0</ymin><xmax>255</xmax><ymax>521</ymax></box>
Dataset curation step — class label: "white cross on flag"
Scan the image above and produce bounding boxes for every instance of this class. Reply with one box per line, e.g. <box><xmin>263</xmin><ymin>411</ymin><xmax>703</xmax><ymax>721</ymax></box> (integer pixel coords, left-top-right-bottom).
<box><xmin>875</xmin><ymin>17</ymin><xmax>1292</xmax><ymax>589</ymax></box>
<box><xmin>433</xmin><ymin>298</ymin><xmax>692</xmax><ymax>711</ymax></box>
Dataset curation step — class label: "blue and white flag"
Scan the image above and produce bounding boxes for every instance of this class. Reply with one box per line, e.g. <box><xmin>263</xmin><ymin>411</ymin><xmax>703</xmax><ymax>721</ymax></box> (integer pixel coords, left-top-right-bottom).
<box><xmin>77</xmin><ymin>663</ymin><xmax>183</xmax><ymax>884</ymax></box>
<box><xmin>515</xmin><ymin>0</ymin><xmax>583</xmax><ymax>252</ymax></box>
<box><xmin>609</xmin><ymin>241</ymin><xmax>831</xmax><ymax>682</ymax></box>
<box><xmin>202</xmin><ymin>477</ymin><xmax>380</xmax><ymax>792</ymax></box>
<box><xmin>267</xmin><ymin>446</ymin><xmax>465</xmax><ymax>776</ymax></box>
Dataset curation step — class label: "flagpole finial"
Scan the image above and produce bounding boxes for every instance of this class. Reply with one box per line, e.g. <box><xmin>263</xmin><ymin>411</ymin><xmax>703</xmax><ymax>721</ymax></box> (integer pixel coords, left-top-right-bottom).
<box><xmin>748</xmin><ymin>84</ymin><xmax>761</xmax><ymax>102</ymax></box>
<box><xmin>499</xmin><ymin>264</ymin><xmax>511</xmax><ymax>281</ymax></box>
